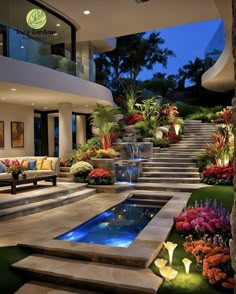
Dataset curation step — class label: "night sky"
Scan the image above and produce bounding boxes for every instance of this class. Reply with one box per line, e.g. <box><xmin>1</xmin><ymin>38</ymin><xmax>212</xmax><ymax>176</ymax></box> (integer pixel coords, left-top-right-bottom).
<box><xmin>138</xmin><ymin>18</ymin><xmax>223</xmax><ymax>80</ymax></box>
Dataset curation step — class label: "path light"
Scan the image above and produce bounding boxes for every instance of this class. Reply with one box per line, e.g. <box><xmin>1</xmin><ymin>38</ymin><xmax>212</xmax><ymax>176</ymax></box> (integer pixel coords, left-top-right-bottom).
<box><xmin>182</xmin><ymin>258</ymin><xmax>192</xmax><ymax>274</ymax></box>
<box><xmin>173</xmin><ymin>123</ymin><xmax>181</xmax><ymax>135</ymax></box>
<box><xmin>160</xmin><ymin>266</ymin><xmax>178</xmax><ymax>281</ymax></box>
<box><xmin>164</xmin><ymin>241</ymin><xmax>178</xmax><ymax>265</ymax></box>
<box><xmin>154</xmin><ymin>258</ymin><xmax>167</xmax><ymax>269</ymax></box>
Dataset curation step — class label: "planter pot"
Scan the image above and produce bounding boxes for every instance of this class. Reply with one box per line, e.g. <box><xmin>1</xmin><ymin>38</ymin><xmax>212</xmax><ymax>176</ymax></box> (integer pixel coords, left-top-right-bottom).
<box><xmin>12</xmin><ymin>172</ymin><xmax>20</xmax><ymax>180</ymax></box>
<box><xmin>91</xmin><ymin>158</ymin><xmax>116</xmax><ymax>183</ymax></box>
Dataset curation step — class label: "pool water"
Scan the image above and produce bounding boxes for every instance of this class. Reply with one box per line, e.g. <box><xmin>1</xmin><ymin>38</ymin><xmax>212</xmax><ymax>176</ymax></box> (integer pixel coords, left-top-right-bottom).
<box><xmin>56</xmin><ymin>198</ymin><xmax>160</xmax><ymax>248</ymax></box>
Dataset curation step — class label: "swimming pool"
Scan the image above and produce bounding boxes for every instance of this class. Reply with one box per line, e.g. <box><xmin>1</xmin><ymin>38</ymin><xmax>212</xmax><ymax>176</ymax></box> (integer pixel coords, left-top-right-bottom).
<box><xmin>56</xmin><ymin>196</ymin><xmax>161</xmax><ymax>248</ymax></box>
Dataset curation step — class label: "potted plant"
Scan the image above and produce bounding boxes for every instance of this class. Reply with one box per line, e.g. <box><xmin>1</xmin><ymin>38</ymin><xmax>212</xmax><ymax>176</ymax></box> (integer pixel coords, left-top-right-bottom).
<box><xmin>7</xmin><ymin>164</ymin><xmax>25</xmax><ymax>179</ymax></box>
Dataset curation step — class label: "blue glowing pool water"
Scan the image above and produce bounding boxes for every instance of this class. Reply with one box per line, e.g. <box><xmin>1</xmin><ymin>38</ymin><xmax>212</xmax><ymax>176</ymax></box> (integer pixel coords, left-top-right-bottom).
<box><xmin>56</xmin><ymin>198</ymin><xmax>160</xmax><ymax>248</ymax></box>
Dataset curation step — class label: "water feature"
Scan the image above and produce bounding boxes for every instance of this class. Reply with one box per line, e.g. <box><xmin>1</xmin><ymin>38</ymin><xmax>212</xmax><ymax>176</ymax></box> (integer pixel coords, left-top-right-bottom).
<box><xmin>56</xmin><ymin>196</ymin><xmax>160</xmax><ymax>248</ymax></box>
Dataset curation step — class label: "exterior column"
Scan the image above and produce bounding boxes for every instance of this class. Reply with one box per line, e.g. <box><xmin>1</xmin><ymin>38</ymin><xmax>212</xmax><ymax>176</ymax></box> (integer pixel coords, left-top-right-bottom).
<box><xmin>76</xmin><ymin>115</ymin><xmax>86</xmax><ymax>145</ymax></box>
<box><xmin>76</xmin><ymin>41</ymin><xmax>95</xmax><ymax>81</ymax></box>
<box><xmin>231</xmin><ymin>0</ymin><xmax>236</xmax><ymax>292</ymax></box>
<box><xmin>59</xmin><ymin>103</ymin><xmax>72</xmax><ymax>161</ymax></box>
<box><xmin>48</xmin><ymin>115</ymin><xmax>55</xmax><ymax>157</ymax></box>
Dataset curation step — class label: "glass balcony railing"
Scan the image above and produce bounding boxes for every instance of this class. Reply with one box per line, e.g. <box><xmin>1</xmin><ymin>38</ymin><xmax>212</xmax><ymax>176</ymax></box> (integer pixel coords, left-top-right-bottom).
<box><xmin>204</xmin><ymin>21</ymin><xmax>225</xmax><ymax>63</ymax></box>
<box><xmin>7</xmin><ymin>27</ymin><xmax>95</xmax><ymax>80</ymax></box>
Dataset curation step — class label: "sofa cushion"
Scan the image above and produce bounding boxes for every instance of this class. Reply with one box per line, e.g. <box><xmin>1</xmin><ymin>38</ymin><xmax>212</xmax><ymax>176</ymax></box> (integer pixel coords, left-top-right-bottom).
<box><xmin>0</xmin><ymin>162</ymin><xmax>6</xmax><ymax>173</ymax></box>
<box><xmin>41</xmin><ymin>159</ymin><xmax>52</xmax><ymax>170</ymax></box>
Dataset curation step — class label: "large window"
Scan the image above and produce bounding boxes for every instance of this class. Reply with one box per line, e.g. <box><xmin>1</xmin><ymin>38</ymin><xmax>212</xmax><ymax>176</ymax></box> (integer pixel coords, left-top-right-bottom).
<box><xmin>0</xmin><ymin>0</ymin><xmax>76</xmax><ymax>74</ymax></box>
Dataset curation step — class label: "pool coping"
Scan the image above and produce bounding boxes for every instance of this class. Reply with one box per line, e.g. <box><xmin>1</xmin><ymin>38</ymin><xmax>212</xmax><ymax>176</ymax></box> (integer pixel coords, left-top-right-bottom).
<box><xmin>19</xmin><ymin>190</ymin><xmax>191</xmax><ymax>268</ymax></box>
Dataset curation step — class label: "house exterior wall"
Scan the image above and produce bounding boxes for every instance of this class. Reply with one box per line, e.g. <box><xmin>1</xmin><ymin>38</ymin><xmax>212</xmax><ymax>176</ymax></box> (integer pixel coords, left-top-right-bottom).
<box><xmin>0</xmin><ymin>103</ymin><xmax>34</xmax><ymax>157</ymax></box>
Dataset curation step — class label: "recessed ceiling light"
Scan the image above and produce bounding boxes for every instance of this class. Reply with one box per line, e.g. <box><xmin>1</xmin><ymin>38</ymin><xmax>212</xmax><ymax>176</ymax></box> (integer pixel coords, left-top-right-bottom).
<box><xmin>11</xmin><ymin>88</ymin><xmax>16</xmax><ymax>91</ymax></box>
<box><xmin>85</xmin><ymin>104</ymin><xmax>88</xmax><ymax>107</ymax></box>
<box><xmin>44</xmin><ymin>106</ymin><xmax>48</xmax><ymax>109</ymax></box>
<box><xmin>20</xmin><ymin>45</ymin><xmax>24</xmax><ymax>49</ymax></box>
<box><xmin>31</xmin><ymin>103</ymin><xmax>35</xmax><ymax>105</ymax></box>
<box><xmin>56</xmin><ymin>23</ymin><xmax>60</xmax><ymax>27</ymax></box>
<box><xmin>83</xmin><ymin>10</ymin><xmax>91</xmax><ymax>15</ymax></box>
<box><xmin>1</xmin><ymin>97</ymin><xmax>6</xmax><ymax>100</ymax></box>
<box><xmin>53</xmin><ymin>33</ymin><xmax>58</xmax><ymax>36</ymax></box>
<box><xmin>0</xmin><ymin>43</ymin><xmax>3</xmax><ymax>46</ymax></box>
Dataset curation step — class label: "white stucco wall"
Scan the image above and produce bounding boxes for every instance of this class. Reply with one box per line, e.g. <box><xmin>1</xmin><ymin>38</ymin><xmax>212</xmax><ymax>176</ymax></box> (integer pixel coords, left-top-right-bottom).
<box><xmin>0</xmin><ymin>103</ymin><xmax>34</xmax><ymax>157</ymax></box>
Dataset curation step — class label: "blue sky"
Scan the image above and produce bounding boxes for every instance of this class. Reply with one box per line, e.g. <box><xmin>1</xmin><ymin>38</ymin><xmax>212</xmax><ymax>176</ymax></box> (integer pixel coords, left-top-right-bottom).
<box><xmin>138</xmin><ymin>18</ymin><xmax>223</xmax><ymax>80</ymax></box>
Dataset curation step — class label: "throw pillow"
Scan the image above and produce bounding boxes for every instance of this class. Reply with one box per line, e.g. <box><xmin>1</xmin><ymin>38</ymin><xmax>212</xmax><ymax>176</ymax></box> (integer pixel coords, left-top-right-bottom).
<box><xmin>28</xmin><ymin>160</ymin><xmax>36</xmax><ymax>170</ymax></box>
<box><xmin>41</xmin><ymin>159</ymin><xmax>52</xmax><ymax>170</ymax></box>
<box><xmin>36</xmin><ymin>159</ymin><xmax>43</xmax><ymax>170</ymax></box>
<box><xmin>21</xmin><ymin>160</ymin><xmax>29</xmax><ymax>170</ymax></box>
<box><xmin>0</xmin><ymin>159</ymin><xmax>11</xmax><ymax>168</ymax></box>
<box><xmin>0</xmin><ymin>162</ymin><xmax>6</xmax><ymax>173</ymax></box>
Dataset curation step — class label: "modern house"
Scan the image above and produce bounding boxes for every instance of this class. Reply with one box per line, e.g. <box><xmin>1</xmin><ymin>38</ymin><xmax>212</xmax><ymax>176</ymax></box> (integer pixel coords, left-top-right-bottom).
<box><xmin>0</xmin><ymin>0</ymin><xmax>234</xmax><ymax>161</ymax></box>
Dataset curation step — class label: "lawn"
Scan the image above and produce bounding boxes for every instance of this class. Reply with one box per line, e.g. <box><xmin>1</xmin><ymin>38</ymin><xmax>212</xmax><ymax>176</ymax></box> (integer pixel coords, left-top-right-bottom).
<box><xmin>0</xmin><ymin>246</ymin><xmax>30</xmax><ymax>294</ymax></box>
<box><xmin>150</xmin><ymin>185</ymin><xmax>234</xmax><ymax>294</ymax></box>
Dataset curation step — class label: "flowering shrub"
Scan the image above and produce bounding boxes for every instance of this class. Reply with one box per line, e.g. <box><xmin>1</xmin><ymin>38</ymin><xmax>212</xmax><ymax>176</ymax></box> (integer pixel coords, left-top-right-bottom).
<box><xmin>183</xmin><ymin>239</ymin><xmax>234</xmax><ymax>289</ymax></box>
<box><xmin>70</xmin><ymin>161</ymin><xmax>93</xmax><ymax>176</ymax></box>
<box><xmin>164</xmin><ymin>133</ymin><xmax>181</xmax><ymax>144</ymax></box>
<box><xmin>201</xmin><ymin>163</ymin><xmax>234</xmax><ymax>185</ymax></box>
<box><xmin>95</xmin><ymin>148</ymin><xmax>119</xmax><ymax>159</ymax></box>
<box><xmin>124</xmin><ymin>113</ymin><xmax>144</xmax><ymax>125</ymax></box>
<box><xmin>174</xmin><ymin>199</ymin><xmax>231</xmax><ymax>235</ymax></box>
<box><xmin>86</xmin><ymin>168</ymin><xmax>112</xmax><ymax>185</ymax></box>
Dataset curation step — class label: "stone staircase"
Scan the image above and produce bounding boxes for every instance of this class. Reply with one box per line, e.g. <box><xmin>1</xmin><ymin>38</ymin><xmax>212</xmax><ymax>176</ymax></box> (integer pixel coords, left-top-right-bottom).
<box><xmin>136</xmin><ymin>120</ymin><xmax>217</xmax><ymax>190</ymax></box>
<box><xmin>58</xmin><ymin>166</ymin><xmax>74</xmax><ymax>182</ymax></box>
<box><xmin>0</xmin><ymin>182</ymin><xmax>96</xmax><ymax>221</ymax></box>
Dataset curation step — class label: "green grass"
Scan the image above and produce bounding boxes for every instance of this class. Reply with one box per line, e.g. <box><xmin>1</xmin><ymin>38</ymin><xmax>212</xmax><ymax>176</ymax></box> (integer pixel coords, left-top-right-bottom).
<box><xmin>0</xmin><ymin>246</ymin><xmax>30</xmax><ymax>294</ymax></box>
<box><xmin>150</xmin><ymin>185</ymin><xmax>234</xmax><ymax>294</ymax></box>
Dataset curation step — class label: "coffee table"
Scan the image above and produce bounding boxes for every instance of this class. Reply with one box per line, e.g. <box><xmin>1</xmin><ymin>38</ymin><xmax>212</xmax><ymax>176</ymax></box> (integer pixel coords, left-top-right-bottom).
<box><xmin>0</xmin><ymin>174</ymin><xmax>57</xmax><ymax>194</ymax></box>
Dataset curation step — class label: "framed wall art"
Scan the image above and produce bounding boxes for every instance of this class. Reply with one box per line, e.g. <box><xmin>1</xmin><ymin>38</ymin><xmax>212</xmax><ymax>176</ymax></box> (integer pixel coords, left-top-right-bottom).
<box><xmin>11</xmin><ymin>121</ymin><xmax>24</xmax><ymax>148</ymax></box>
<box><xmin>0</xmin><ymin>121</ymin><xmax>4</xmax><ymax>147</ymax></box>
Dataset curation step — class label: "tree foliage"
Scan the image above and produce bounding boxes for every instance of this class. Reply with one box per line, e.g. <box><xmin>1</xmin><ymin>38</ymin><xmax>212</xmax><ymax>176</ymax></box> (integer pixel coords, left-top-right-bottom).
<box><xmin>95</xmin><ymin>32</ymin><xmax>174</xmax><ymax>94</ymax></box>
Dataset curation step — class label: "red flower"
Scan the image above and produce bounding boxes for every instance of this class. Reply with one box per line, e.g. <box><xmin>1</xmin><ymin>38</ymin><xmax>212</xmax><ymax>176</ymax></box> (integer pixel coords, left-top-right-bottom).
<box><xmin>88</xmin><ymin>168</ymin><xmax>111</xmax><ymax>178</ymax></box>
<box><xmin>124</xmin><ymin>113</ymin><xmax>144</xmax><ymax>125</ymax></box>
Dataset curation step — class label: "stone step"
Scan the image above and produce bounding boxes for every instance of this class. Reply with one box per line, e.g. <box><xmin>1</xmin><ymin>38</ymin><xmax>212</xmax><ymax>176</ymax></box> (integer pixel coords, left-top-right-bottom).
<box><xmin>166</xmin><ymin>148</ymin><xmax>204</xmax><ymax>152</ymax></box>
<box><xmin>0</xmin><ymin>183</ymin><xmax>88</xmax><ymax>210</ymax></box>
<box><xmin>16</xmin><ymin>281</ymin><xmax>98</xmax><ymax>294</ymax></box>
<box><xmin>155</xmin><ymin>152</ymin><xmax>200</xmax><ymax>158</ymax></box>
<box><xmin>148</xmin><ymin>157</ymin><xmax>194</xmax><ymax>162</ymax></box>
<box><xmin>12</xmin><ymin>254</ymin><xmax>162</xmax><ymax>294</ymax></box>
<box><xmin>140</xmin><ymin>171</ymin><xmax>200</xmax><ymax>178</ymax></box>
<box><xmin>57</xmin><ymin>177</ymin><xmax>74</xmax><ymax>182</ymax></box>
<box><xmin>137</xmin><ymin>177</ymin><xmax>200</xmax><ymax>184</ymax></box>
<box><xmin>58</xmin><ymin>171</ymin><xmax>73</xmax><ymax>178</ymax></box>
<box><xmin>0</xmin><ymin>188</ymin><xmax>96</xmax><ymax>221</ymax></box>
<box><xmin>142</xmin><ymin>166</ymin><xmax>198</xmax><ymax>172</ymax></box>
<box><xmin>59</xmin><ymin>167</ymin><xmax>71</xmax><ymax>172</ymax></box>
<box><xmin>135</xmin><ymin>182</ymin><xmax>205</xmax><ymax>192</ymax></box>
<box><xmin>142</xmin><ymin>161</ymin><xmax>196</xmax><ymax>167</ymax></box>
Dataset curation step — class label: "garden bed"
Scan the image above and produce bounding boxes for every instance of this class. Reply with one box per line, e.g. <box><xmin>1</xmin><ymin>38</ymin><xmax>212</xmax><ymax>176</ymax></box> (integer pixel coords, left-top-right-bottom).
<box><xmin>150</xmin><ymin>185</ymin><xmax>234</xmax><ymax>294</ymax></box>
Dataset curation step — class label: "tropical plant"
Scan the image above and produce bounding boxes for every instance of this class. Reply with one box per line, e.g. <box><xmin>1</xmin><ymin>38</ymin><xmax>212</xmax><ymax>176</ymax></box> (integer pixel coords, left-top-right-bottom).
<box><xmin>135</xmin><ymin>97</ymin><xmax>160</xmax><ymax>138</ymax></box>
<box><xmin>95</xmin><ymin>148</ymin><xmax>119</xmax><ymax>159</ymax></box>
<box><xmin>90</xmin><ymin>104</ymin><xmax>119</xmax><ymax>149</ymax></box>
